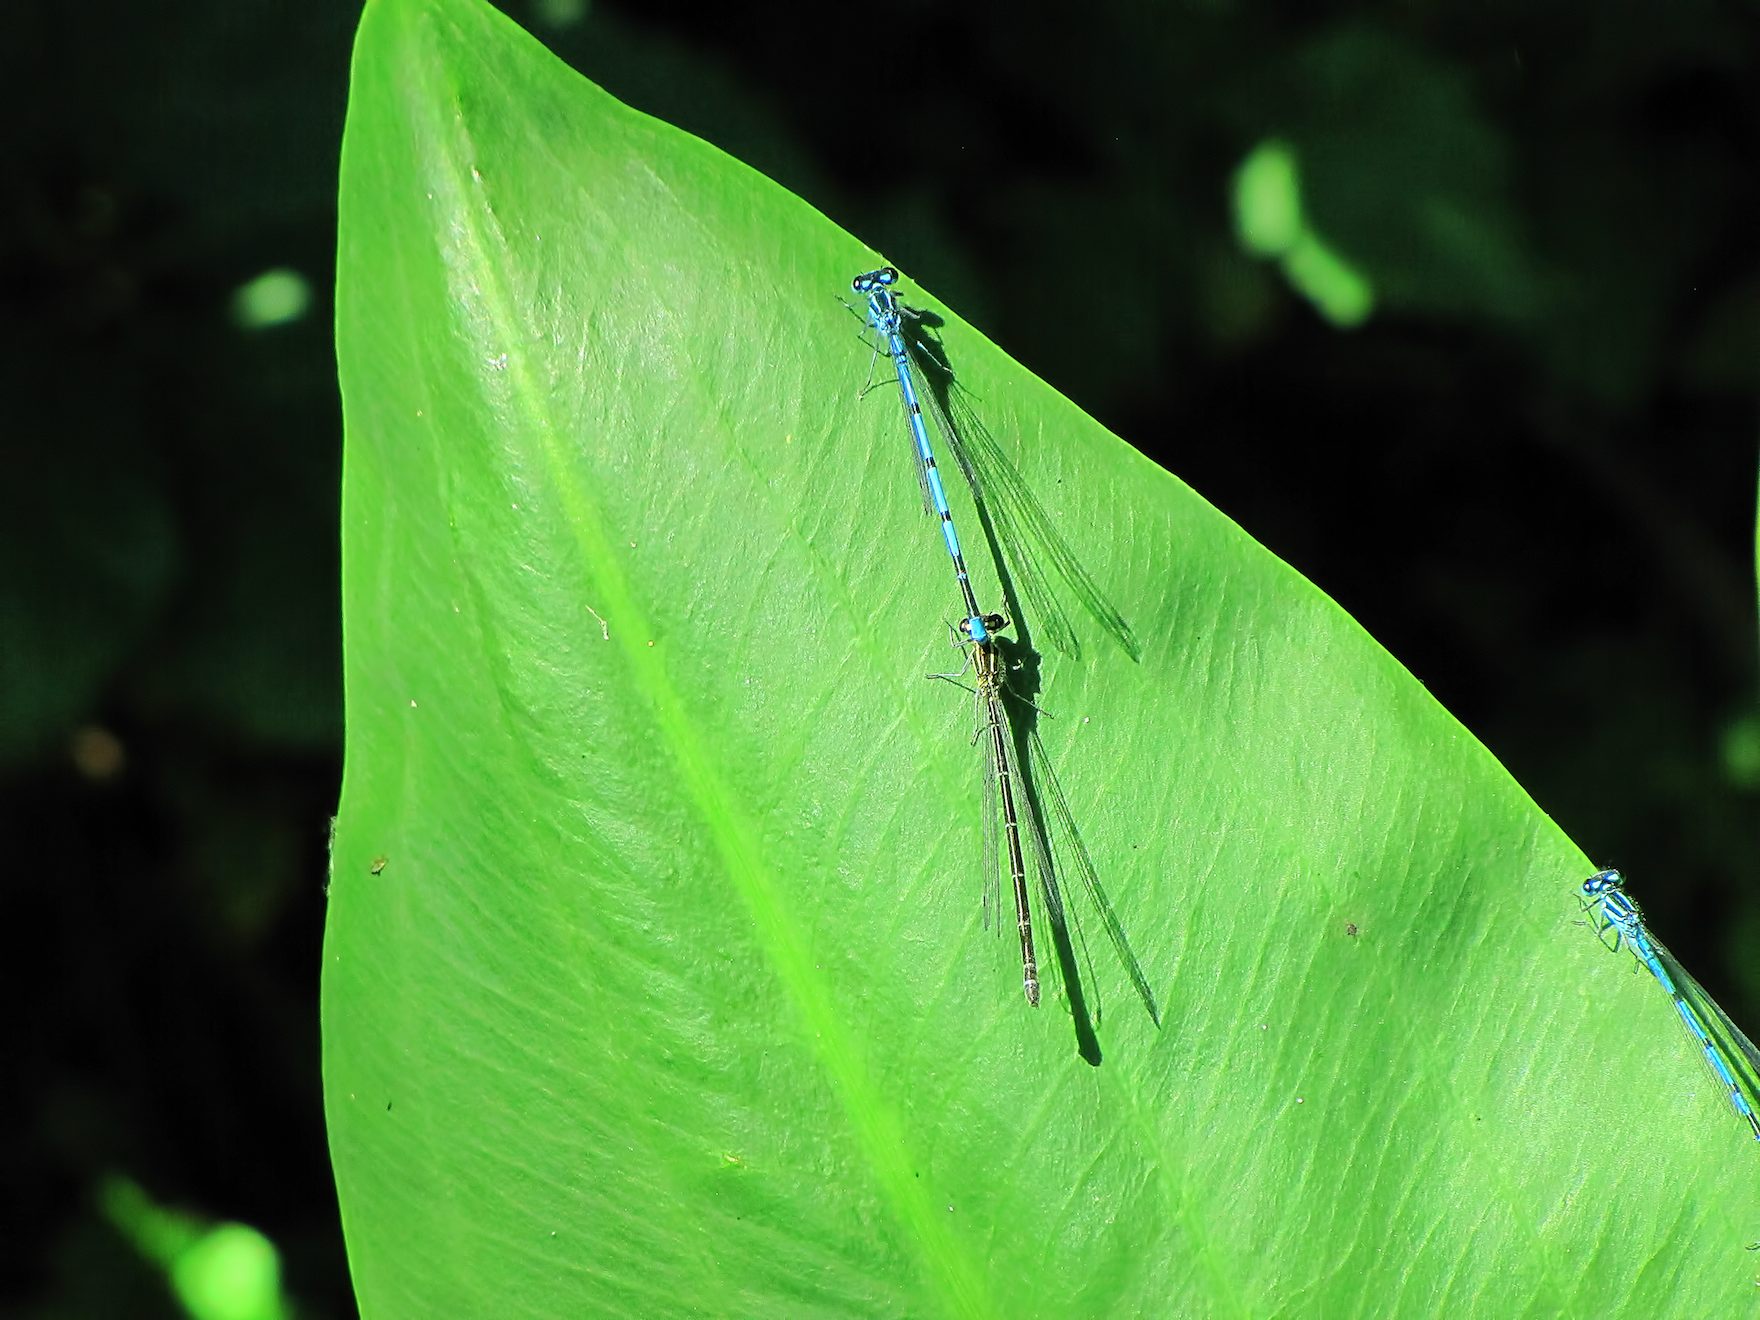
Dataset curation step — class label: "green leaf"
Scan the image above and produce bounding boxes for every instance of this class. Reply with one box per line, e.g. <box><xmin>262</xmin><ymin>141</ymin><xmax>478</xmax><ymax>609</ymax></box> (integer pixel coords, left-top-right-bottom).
<box><xmin>325</xmin><ymin>0</ymin><xmax>1760</xmax><ymax>1313</ymax></box>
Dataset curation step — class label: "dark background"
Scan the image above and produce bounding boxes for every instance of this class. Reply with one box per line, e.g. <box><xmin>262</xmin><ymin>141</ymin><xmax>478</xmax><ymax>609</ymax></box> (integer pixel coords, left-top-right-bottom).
<box><xmin>7</xmin><ymin>2</ymin><xmax>1758</xmax><ymax>1313</ymax></box>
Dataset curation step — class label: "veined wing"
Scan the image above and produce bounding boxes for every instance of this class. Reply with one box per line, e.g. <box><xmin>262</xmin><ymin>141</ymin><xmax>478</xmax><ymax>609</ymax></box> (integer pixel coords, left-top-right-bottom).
<box><xmin>909</xmin><ymin>336</ymin><xmax>1139</xmax><ymax>662</ymax></box>
<box><xmin>977</xmin><ymin>681</ymin><xmax>1003</xmax><ymax>939</ymax></box>
<box><xmin>1644</xmin><ymin>929</ymin><xmax>1760</xmax><ymax>1139</ymax></box>
<box><xmin>1019</xmin><ymin>721</ymin><xmax>1159</xmax><ymax>1026</ymax></box>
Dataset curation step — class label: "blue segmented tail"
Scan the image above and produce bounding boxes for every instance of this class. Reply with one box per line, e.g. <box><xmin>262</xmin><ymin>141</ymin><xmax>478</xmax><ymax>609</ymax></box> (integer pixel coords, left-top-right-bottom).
<box><xmin>1582</xmin><ymin>868</ymin><xmax>1760</xmax><ymax>1142</ymax></box>
<box><xmin>852</xmin><ymin>266</ymin><xmax>993</xmax><ymax>645</ymax></box>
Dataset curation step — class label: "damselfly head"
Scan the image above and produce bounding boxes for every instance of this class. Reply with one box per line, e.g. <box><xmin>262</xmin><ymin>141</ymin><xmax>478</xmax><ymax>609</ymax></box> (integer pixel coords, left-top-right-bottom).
<box><xmin>1583</xmin><ymin>868</ymin><xmax>1624</xmax><ymax>897</ymax></box>
<box><xmin>851</xmin><ymin>267</ymin><xmax>899</xmax><ymax>294</ymax></box>
<box><xmin>961</xmin><ymin>612</ymin><xmax>1010</xmax><ymax>641</ymax></box>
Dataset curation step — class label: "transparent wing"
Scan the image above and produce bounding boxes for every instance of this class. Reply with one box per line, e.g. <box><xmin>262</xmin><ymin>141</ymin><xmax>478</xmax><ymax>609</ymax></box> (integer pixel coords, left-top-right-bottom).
<box><xmin>1645</xmin><ymin>930</ymin><xmax>1760</xmax><ymax>1138</ymax></box>
<box><xmin>1015</xmin><ymin>748</ymin><xmax>1090</xmax><ymax>1012</ymax></box>
<box><xmin>910</xmin><ymin>338</ymin><xmax>1139</xmax><ymax>662</ymax></box>
<box><xmin>1023</xmin><ymin>723</ymin><xmax>1160</xmax><ymax>1026</ymax></box>
<box><xmin>977</xmin><ymin>683</ymin><xmax>1002</xmax><ymax>936</ymax></box>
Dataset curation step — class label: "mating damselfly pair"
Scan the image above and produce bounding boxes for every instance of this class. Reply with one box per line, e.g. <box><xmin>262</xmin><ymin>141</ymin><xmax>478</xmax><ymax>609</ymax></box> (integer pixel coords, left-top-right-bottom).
<box><xmin>849</xmin><ymin>266</ymin><xmax>1154</xmax><ymax>1023</ymax></box>
<box><xmin>850</xmin><ymin>266</ymin><xmax>1760</xmax><ymax>1135</ymax></box>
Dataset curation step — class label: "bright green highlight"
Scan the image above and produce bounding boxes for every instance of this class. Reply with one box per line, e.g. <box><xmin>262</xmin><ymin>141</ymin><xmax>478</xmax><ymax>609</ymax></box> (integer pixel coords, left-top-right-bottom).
<box><xmin>1233</xmin><ymin>139</ymin><xmax>1303</xmax><ymax>256</ymax></box>
<box><xmin>1722</xmin><ymin>709</ymin><xmax>1760</xmax><ymax>789</ymax></box>
<box><xmin>532</xmin><ymin>0</ymin><xmax>589</xmax><ymax>24</ymax></box>
<box><xmin>101</xmin><ymin>1176</ymin><xmax>289</xmax><ymax>1320</ymax></box>
<box><xmin>1232</xmin><ymin>137</ymin><xmax>1376</xmax><ymax>327</ymax></box>
<box><xmin>1283</xmin><ymin>231</ymin><xmax>1375</xmax><ymax>327</ymax></box>
<box><xmin>230</xmin><ymin>268</ymin><xmax>312</xmax><ymax>329</ymax></box>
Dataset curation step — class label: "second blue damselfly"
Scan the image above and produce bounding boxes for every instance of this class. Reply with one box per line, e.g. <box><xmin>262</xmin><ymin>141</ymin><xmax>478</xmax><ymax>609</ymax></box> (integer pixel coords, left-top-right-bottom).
<box><xmin>1581</xmin><ymin>868</ymin><xmax>1760</xmax><ymax>1143</ymax></box>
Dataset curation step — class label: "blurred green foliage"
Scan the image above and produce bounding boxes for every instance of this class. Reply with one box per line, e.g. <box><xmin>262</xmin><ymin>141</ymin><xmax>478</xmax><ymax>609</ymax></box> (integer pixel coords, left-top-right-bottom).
<box><xmin>6</xmin><ymin>0</ymin><xmax>1758</xmax><ymax>1314</ymax></box>
<box><xmin>1233</xmin><ymin>138</ymin><xmax>1375</xmax><ymax>326</ymax></box>
<box><xmin>102</xmin><ymin>1177</ymin><xmax>289</xmax><ymax>1320</ymax></box>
